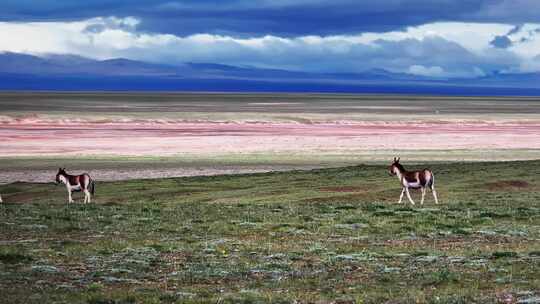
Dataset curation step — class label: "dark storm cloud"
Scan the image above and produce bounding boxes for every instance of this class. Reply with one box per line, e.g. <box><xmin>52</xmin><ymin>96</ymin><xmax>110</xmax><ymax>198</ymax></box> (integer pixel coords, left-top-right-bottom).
<box><xmin>490</xmin><ymin>35</ymin><xmax>512</xmax><ymax>48</ymax></box>
<box><xmin>489</xmin><ymin>25</ymin><xmax>523</xmax><ymax>48</ymax></box>
<box><xmin>489</xmin><ymin>24</ymin><xmax>540</xmax><ymax>49</ymax></box>
<box><xmin>0</xmin><ymin>0</ymin><xmax>538</xmax><ymax>36</ymax></box>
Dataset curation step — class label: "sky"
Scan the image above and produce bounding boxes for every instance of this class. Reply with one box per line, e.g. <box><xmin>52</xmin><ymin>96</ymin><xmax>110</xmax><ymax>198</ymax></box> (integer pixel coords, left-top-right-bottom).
<box><xmin>1</xmin><ymin>0</ymin><xmax>540</xmax><ymax>78</ymax></box>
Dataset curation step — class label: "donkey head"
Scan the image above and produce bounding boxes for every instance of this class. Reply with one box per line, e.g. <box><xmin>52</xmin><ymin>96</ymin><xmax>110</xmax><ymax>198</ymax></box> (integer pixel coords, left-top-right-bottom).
<box><xmin>388</xmin><ymin>157</ymin><xmax>401</xmax><ymax>176</ymax></box>
<box><xmin>55</xmin><ymin>168</ymin><xmax>66</xmax><ymax>184</ymax></box>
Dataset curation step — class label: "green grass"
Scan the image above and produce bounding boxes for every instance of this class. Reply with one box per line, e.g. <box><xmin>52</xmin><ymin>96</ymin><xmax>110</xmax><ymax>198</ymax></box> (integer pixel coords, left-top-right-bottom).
<box><xmin>1</xmin><ymin>161</ymin><xmax>539</xmax><ymax>303</ymax></box>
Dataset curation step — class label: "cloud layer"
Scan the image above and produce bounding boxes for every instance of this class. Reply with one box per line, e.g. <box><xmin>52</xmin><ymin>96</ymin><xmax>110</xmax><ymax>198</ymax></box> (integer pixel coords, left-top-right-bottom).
<box><xmin>1</xmin><ymin>17</ymin><xmax>539</xmax><ymax>77</ymax></box>
<box><xmin>2</xmin><ymin>0</ymin><xmax>540</xmax><ymax>37</ymax></box>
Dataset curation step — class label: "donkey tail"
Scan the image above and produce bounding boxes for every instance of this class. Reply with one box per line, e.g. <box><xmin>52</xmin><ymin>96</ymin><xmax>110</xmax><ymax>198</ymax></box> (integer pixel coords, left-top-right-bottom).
<box><xmin>428</xmin><ymin>171</ymin><xmax>435</xmax><ymax>189</ymax></box>
<box><xmin>90</xmin><ymin>179</ymin><xmax>95</xmax><ymax>196</ymax></box>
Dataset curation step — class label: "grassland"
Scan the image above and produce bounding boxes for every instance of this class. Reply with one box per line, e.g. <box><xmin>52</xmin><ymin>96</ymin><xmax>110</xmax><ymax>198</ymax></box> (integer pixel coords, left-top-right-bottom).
<box><xmin>1</xmin><ymin>160</ymin><xmax>539</xmax><ymax>303</ymax></box>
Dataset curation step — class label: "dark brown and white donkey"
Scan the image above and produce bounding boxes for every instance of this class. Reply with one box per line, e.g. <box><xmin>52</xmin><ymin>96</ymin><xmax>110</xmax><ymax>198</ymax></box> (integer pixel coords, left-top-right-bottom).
<box><xmin>388</xmin><ymin>158</ymin><xmax>439</xmax><ymax>205</ymax></box>
<box><xmin>55</xmin><ymin>168</ymin><xmax>95</xmax><ymax>204</ymax></box>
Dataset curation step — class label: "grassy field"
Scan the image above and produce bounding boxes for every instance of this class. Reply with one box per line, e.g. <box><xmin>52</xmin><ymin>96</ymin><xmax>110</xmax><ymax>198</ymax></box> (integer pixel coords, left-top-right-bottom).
<box><xmin>1</xmin><ymin>160</ymin><xmax>539</xmax><ymax>303</ymax></box>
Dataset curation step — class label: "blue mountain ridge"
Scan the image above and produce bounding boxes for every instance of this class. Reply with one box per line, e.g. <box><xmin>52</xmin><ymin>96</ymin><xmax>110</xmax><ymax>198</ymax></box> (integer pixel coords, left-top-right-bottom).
<box><xmin>0</xmin><ymin>52</ymin><xmax>539</xmax><ymax>95</ymax></box>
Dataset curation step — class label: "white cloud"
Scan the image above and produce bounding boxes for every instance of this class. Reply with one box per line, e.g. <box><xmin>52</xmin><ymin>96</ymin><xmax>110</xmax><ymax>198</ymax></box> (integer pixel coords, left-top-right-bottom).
<box><xmin>408</xmin><ymin>65</ymin><xmax>445</xmax><ymax>77</ymax></box>
<box><xmin>355</xmin><ymin>22</ymin><xmax>513</xmax><ymax>53</ymax></box>
<box><xmin>0</xmin><ymin>17</ymin><xmax>539</xmax><ymax>75</ymax></box>
<box><xmin>506</xmin><ymin>23</ymin><xmax>540</xmax><ymax>58</ymax></box>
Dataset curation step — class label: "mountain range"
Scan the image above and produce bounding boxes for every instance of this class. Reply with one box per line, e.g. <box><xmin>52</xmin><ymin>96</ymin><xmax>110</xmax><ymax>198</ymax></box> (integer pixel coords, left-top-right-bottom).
<box><xmin>1</xmin><ymin>52</ymin><xmax>539</xmax><ymax>95</ymax></box>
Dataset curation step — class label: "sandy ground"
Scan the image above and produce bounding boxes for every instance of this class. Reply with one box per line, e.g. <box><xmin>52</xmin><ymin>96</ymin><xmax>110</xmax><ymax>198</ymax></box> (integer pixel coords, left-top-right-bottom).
<box><xmin>0</xmin><ymin>165</ymin><xmax>325</xmax><ymax>184</ymax></box>
<box><xmin>1</xmin><ymin>118</ymin><xmax>540</xmax><ymax>183</ymax></box>
<box><xmin>1</xmin><ymin>93</ymin><xmax>539</xmax><ymax>183</ymax></box>
<box><xmin>1</xmin><ymin>119</ymin><xmax>540</xmax><ymax>156</ymax></box>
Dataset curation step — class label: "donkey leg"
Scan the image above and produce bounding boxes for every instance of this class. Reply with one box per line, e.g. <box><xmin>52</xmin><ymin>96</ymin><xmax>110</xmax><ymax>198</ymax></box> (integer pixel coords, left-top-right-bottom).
<box><xmin>67</xmin><ymin>190</ymin><xmax>74</xmax><ymax>204</ymax></box>
<box><xmin>431</xmin><ymin>186</ymin><xmax>439</xmax><ymax>204</ymax></box>
<box><xmin>405</xmin><ymin>187</ymin><xmax>416</xmax><ymax>205</ymax></box>
<box><xmin>84</xmin><ymin>190</ymin><xmax>91</xmax><ymax>204</ymax></box>
<box><xmin>82</xmin><ymin>184</ymin><xmax>88</xmax><ymax>204</ymax></box>
<box><xmin>82</xmin><ymin>178</ymin><xmax>88</xmax><ymax>204</ymax></box>
<box><xmin>398</xmin><ymin>188</ymin><xmax>405</xmax><ymax>204</ymax></box>
<box><xmin>420</xmin><ymin>187</ymin><xmax>426</xmax><ymax>205</ymax></box>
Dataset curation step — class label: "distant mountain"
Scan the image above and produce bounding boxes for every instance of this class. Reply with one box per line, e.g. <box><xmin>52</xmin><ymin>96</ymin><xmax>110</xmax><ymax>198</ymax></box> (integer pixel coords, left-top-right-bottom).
<box><xmin>0</xmin><ymin>52</ymin><xmax>441</xmax><ymax>81</ymax></box>
<box><xmin>0</xmin><ymin>53</ymin><xmax>180</xmax><ymax>76</ymax></box>
<box><xmin>0</xmin><ymin>52</ymin><xmax>66</xmax><ymax>74</ymax></box>
<box><xmin>476</xmin><ymin>71</ymin><xmax>540</xmax><ymax>87</ymax></box>
<box><xmin>0</xmin><ymin>52</ymin><xmax>539</xmax><ymax>95</ymax></box>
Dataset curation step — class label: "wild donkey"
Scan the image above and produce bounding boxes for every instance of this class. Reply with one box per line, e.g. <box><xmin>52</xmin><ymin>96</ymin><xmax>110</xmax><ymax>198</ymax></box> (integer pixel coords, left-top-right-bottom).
<box><xmin>55</xmin><ymin>168</ymin><xmax>95</xmax><ymax>204</ymax></box>
<box><xmin>388</xmin><ymin>157</ymin><xmax>439</xmax><ymax>205</ymax></box>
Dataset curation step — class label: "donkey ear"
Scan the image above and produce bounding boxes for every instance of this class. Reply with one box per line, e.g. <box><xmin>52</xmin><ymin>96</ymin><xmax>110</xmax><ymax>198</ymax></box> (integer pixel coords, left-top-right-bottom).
<box><xmin>396</xmin><ymin>157</ymin><xmax>400</xmax><ymax>163</ymax></box>
<box><xmin>393</xmin><ymin>157</ymin><xmax>396</xmax><ymax>162</ymax></box>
